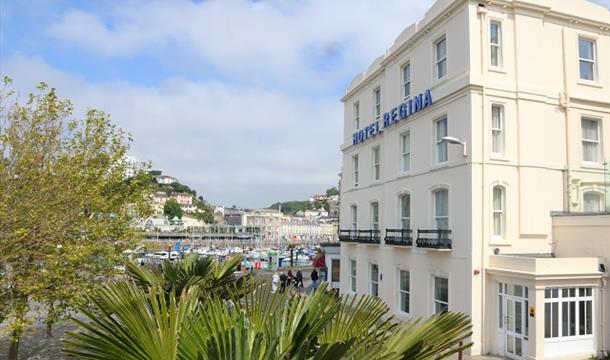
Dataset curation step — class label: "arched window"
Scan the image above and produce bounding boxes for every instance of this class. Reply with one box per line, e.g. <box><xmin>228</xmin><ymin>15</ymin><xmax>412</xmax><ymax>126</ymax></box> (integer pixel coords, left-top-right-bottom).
<box><xmin>399</xmin><ymin>194</ymin><xmax>411</xmax><ymax>230</ymax></box>
<box><xmin>583</xmin><ymin>192</ymin><xmax>603</xmax><ymax>212</ymax></box>
<box><xmin>433</xmin><ymin>189</ymin><xmax>449</xmax><ymax>230</ymax></box>
<box><xmin>493</xmin><ymin>186</ymin><xmax>505</xmax><ymax>238</ymax></box>
<box><xmin>350</xmin><ymin>205</ymin><xmax>358</xmax><ymax>231</ymax></box>
<box><xmin>370</xmin><ymin>202</ymin><xmax>379</xmax><ymax>231</ymax></box>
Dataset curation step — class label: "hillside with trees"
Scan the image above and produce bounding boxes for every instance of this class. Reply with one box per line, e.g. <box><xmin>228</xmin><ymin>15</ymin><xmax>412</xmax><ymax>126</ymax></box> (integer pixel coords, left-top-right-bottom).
<box><xmin>268</xmin><ymin>187</ymin><xmax>338</xmax><ymax>214</ymax></box>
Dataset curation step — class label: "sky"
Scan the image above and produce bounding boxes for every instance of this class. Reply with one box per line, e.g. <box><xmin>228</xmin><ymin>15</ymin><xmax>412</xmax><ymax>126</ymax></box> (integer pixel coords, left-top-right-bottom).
<box><xmin>1</xmin><ymin>0</ymin><xmax>608</xmax><ymax>208</ymax></box>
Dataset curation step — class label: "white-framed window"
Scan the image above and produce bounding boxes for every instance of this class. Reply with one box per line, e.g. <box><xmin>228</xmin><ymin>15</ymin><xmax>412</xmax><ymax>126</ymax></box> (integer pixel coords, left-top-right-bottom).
<box><xmin>370</xmin><ymin>202</ymin><xmax>379</xmax><ymax>231</ymax></box>
<box><xmin>370</xmin><ymin>263</ymin><xmax>379</xmax><ymax>296</ymax></box>
<box><xmin>372</xmin><ymin>146</ymin><xmax>381</xmax><ymax>181</ymax></box>
<box><xmin>398</xmin><ymin>269</ymin><xmax>410</xmax><ymax>314</ymax></box>
<box><xmin>433</xmin><ymin>276</ymin><xmax>449</xmax><ymax>313</ymax></box>
<box><xmin>435</xmin><ymin>36</ymin><xmax>447</xmax><ymax>79</ymax></box>
<box><xmin>350</xmin><ymin>259</ymin><xmax>357</xmax><ymax>292</ymax></box>
<box><xmin>434</xmin><ymin>189</ymin><xmax>449</xmax><ymax>230</ymax></box>
<box><xmin>373</xmin><ymin>87</ymin><xmax>381</xmax><ymax>120</ymax></box>
<box><xmin>401</xmin><ymin>132</ymin><xmax>411</xmax><ymax>172</ymax></box>
<box><xmin>493</xmin><ymin>186</ymin><xmax>505</xmax><ymax>238</ymax></box>
<box><xmin>490</xmin><ymin>20</ymin><xmax>502</xmax><ymax>67</ymax></box>
<box><xmin>578</xmin><ymin>37</ymin><xmax>596</xmax><ymax>81</ymax></box>
<box><xmin>583</xmin><ymin>191</ymin><xmax>603</xmax><ymax>212</ymax></box>
<box><xmin>399</xmin><ymin>194</ymin><xmax>411</xmax><ymax>230</ymax></box>
<box><xmin>581</xmin><ymin>118</ymin><xmax>601</xmax><ymax>164</ymax></box>
<box><xmin>491</xmin><ymin>105</ymin><xmax>505</xmax><ymax>155</ymax></box>
<box><xmin>353</xmin><ymin>102</ymin><xmax>360</xmax><ymax>131</ymax></box>
<box><xmin>352</xmin><ymin>154</ymin><xmax>359</xmax><ymax>186</ymax></box>
<box><xmin>350</xmin><ymin>205</ymin><xmax>358</xmax><ymax>231</ymax></box>
<box><xmin>401</xmin><ymin>62</ymin><xmax>411</xmax><ymax>99</ymax></box>
<box><xmin>435</xmin><ymin>117</ymin><xmax>448</xmax><ymax>163</ymax></box>
<box><xmin>544</xmin><ymin>287</ymin><xmax>593</xmax><ymax>339</ymax></box>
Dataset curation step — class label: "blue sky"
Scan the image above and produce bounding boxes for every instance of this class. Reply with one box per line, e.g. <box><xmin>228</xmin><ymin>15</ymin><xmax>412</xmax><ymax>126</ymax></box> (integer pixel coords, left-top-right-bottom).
<box><xmin>1</xmin><ymin>0</ymin><xmax>608</xmax><ymax>208</ymax></box>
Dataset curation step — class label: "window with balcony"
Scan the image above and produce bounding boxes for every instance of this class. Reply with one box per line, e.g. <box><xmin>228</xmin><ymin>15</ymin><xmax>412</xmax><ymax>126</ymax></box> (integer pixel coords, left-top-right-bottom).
<box><xmin>583</xmin><ymin>191</ymin><xmax>603</xmax><ymax>212</ymax></box>
<box><xmin>581</xmin><ymin>118</ymin><xmax>601</xmax><ymax>164</ymax></box>
<box><xmin>353</xmin><ymin>102</ymin><xmax>360</xmax><ymax>131</ymax></box>
<box><xmin>350</xmin><ymin>259</ymin><xmax>357</xmax><ymax>292</ymax></box>
<box><xmin>352</xmin><ymin>154</ymin><xmax>359</xmax><ymax>186</ymax></box>
<box><xmin>493</xmin><ymin>186</ymin><xmax>505</xmax><ymax>239</ymax></box>
<box><xmin>373</xmin><ymin>87</ymin><xmax>381</xmax><ymax>120</ymax></box>
<box><xmin>401</xmin><ymin>132</ymin><xmax>411</xmax><ymax>172</ymax></box>
<box><xmin>370</xmin><ymin>263</ymin><xmax>379</xmax><ymax>296</ymax></box>
<box><xmin>402</xmin><ymin>63</ymin><xmax>411</xmax><ymax>100</ymax></box>
<box><xmin>435</xmin><ymin>36</ymin><xmax>447</xmax><ymax>79</ymax></box>
<box><xmin>398</xmin><ymin>269</ymin><xmax>410</xmax><ymax>314</ymax></box>
<box><xmin>400</xmin><ymin>194</ymin><xmax>411</xmax><ymax>230</ymax></box>
<box><xmin>435</xmin><ymin>117</ymin><xmax>448</xmax><ymax>163</ymax></box>
<box><xmin>578</xmin><ymin>38</ymin><xmax>596</xmax><ymax>81</ymax></box>
<box><xmin>370</xmin><ymin>202</ymin><xmax>379</xmax><ymax>231</ymax></box>
<box><xmin>433</xmin><ymin>276</ymin><xmax>449</xmax><ymax>313</ymax></box>
<box><xmin>490</xmin><ymin>21</ymin><xmax>502</xmax><ymax>67</ymax></box>
<box><xmin>372</xmin><ymin>146</ymin><xmax>381</xmax><ymax>181</ymax></box>
<box><xmin>434</xmin><ymin>189</ymin><xmax>449</xmax><ymax>230</ymax></box>
<box><xmin>492</xmin><ymin>105</ymin><xmax>505</xmax><ymax>155</ymax></box>
<box><xmin>350</xmin><ymin>205</ymin><xmax>358</xmax><ymax>231</ymax></box>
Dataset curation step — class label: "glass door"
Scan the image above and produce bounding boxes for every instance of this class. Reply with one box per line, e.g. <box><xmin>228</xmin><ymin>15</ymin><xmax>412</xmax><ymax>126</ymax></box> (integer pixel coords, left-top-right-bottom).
<box><xmin>505</xmin><ymin>297</ymin><xmax>525</xmax><ymax>359</ymax></box>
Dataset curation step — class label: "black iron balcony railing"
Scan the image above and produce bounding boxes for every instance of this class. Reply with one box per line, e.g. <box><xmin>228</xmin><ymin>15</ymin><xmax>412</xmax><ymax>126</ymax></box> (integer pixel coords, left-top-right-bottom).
<box><xmin>356</xmin><ymin>229</ymin><xmax>381</xmax><ymax>244</ymax></box>
<box><xmin>416</xmin><ymin>229</ymin><xmax>452</xmax><ymax>250</ymax></box>
<box><xmin>384</xmin><ymin>229</ymin><xmax>413</xmax><ymax>246</ymax></box>
<box><xmin>339</xmin><ymin>229</ymin><xmax>358</xmax><ymax>242</ymax></box>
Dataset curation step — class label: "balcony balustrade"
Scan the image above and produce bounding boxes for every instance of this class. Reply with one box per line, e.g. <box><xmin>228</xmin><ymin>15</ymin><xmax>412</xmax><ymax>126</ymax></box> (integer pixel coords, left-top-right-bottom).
<box><xmin>339</xmin><ymin>229</ymin><xmax>358</xmax><ymax>242</ymax></box>
<box><xmin>416</xmin><ymin>229</ymin><xmax>452</xmax><ymax>250</ymax></box>
<box><xmin>384</xmin><ymin>229</ymin><xmax>413</xmax><ymax>246</ymax></box>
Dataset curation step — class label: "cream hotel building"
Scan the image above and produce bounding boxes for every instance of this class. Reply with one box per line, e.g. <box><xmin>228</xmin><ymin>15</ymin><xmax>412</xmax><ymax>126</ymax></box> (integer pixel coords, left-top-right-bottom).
<box><xmin>338</xmin><ymin>0</ymin><xmax>610</xmax><ymax>358</ymax></box>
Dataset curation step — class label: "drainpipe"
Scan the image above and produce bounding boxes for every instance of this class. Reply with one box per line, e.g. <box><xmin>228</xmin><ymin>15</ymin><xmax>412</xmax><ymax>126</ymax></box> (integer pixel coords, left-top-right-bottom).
<box><xmin>560</xmin><ymin>28</ymin><xmax>572</xmax><ymax>213</ymax></box>
<box><xmin>478</xmin><ymin>3</ymin><xmax>488</xmax><ymax>355</ymax></box>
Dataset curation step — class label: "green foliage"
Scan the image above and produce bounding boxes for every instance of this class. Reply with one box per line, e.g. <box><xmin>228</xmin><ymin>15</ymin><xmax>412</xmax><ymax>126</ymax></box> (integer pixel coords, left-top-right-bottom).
<box><xmin>0</xmin><ymin>77</ymin><xmax>152</xmax><ymax>353</ymax></box>
<box><xmin>148</xmin><ymin>170</ymin><xmax>162</xmax><ymax>177</ymax></box>
<box><xmin>325</xmin><ymin>187</ymin><xmax>339</xmax><ymax>196</ymax></box>
<box><xmin>164</xmin><ymin>199</ymin><xmax>183</xmax><ymax>219</ymax></box>
<box><xmin>269</xmin><ymin>200</ymin><xmax>314</xmax><ymax>214</ymax></box>
<box><xmin>65</xmin><ymin>281</ymin><xmax>472</xmax><ymax>360</ymax></box>
<box><xmin>157</xmin><ymin>181</ymin><xmax>197</xmax><ymax>197</ymax></box>
<box><xmin>125</xmin><ymin>253</ymin><xmax>256</xmax><ymax>301</ymax></box>
<box><xmin>194</xmin><ymin>201</ymin><xmax>215</xmax><ymax>223</ymax></box>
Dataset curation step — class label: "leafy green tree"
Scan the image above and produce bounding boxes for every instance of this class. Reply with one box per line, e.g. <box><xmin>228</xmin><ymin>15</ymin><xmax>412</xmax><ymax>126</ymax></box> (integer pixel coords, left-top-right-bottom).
<box><xmin>64</xmin><ymin>281</ymin><xmax>472</xmax><ymax>360</ymax></box>
<box><xmin>325</xmin><ymin>187</ymin><xmax>339</xmax><ymax>196</ymax></box>
<box><xmin>164</xmin><ymin>199</ymin><xmax>183</xmax><ymax>219</ymax></box>
<box><xmin>0</xmin><ymin>78</ymin><xmax>152</xmax><ymax>359</ymax></box>
<box><xmin>194</xmin><ymin>201</ymin><xmax>214</xmax><ymax>223</ymax></box>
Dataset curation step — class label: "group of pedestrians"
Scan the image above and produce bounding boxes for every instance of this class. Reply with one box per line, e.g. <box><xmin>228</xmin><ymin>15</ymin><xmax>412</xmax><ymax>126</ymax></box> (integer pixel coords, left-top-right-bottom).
<box><xmin>272</xmin><ymin>268</ymin><xmax>320</xmax><ymax>295</ymax></box>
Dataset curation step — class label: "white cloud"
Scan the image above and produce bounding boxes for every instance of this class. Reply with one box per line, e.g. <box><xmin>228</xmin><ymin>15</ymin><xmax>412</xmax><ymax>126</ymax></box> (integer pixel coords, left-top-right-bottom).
<box><xmin>2</xmin><ymin>54</ymin><xmax>342</xmax><ymax>208</ymax></box>
<box><xmin>45</xmin><ymin>0</ymin><xmax>433</xmax><ymax>88</ymax></box>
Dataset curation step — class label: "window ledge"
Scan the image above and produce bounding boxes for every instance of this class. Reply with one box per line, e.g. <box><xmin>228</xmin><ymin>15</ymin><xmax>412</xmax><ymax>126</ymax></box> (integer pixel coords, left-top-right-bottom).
<box><xmin>395</xmin><ymin>312</ymin><xmax>411</xmax><ymax>321</ymax></box>
<box><xmin>490</xmin><ymin>155</ymin><xmax>509</xmax><ymax>162</ymax></box>
<box><xmin>580</xmin><ymin>162</ymin><xmax>605</xmax><ymax>170</ymax></box>
<box><xmin>488</xmin><ymin>67</ymin><xmax>507</xmax><ymax>74</ymax></box>
<box><xmin>577</xmin><ymin>80</ymin><xmax>602</xmax><ymax>88</ymax></box>
<box><xmin>489</xmin><ymin>241</ymin><xmax>511</xmax><ymax>247</ymax></box>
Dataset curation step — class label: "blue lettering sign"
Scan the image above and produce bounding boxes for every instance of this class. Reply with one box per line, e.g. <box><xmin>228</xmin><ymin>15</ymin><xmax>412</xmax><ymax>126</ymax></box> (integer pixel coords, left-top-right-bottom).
<box><xmin>351</xmin><ymin>89</ymin><xmax>433</xmax><ymax>146</ymax></box>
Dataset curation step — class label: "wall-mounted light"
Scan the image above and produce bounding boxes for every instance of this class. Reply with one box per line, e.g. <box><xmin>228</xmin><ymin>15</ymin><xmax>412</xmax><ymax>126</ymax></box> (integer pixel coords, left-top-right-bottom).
<box><xmin>441</xmin><ymin>136</ymin><xmax>467</xmax><ymax>157</ymax></box>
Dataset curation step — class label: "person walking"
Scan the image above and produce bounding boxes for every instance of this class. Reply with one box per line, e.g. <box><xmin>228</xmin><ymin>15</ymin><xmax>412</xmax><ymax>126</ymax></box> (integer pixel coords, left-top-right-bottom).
<box><xmin>279</xmin><ymin>272</ymin><xmax>287</xmax><ymax>293</ymax></box>
<box><xmin>311</xmin><ymin>268</ymin><xmax>319</xmax><ymax>292</ymax></box>
<box><xmin>271</xmin><ymin>272</ymin><xmax>280</xmax><ymax>293</ymax></box>
<box><xmin>295</xmin><ymin>270</ymin><xmax>304</xmax><ymax>291</ymax></box>
<box><xmin>287</xmin><ymin>269</ymin><xmax>294</xmax><ymax>287</ymax></box>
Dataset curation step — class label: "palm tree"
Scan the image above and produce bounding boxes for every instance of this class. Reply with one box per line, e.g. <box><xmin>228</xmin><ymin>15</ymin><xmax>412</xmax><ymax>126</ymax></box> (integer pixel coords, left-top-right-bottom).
<box><xmin>64</xmin><ymin>280</ymin><xmax>472</xmax><ymax>359</ymax></box>
<box><xmin>126</xmin><ymin>253</ymin><xmax>256</xmax><ymax>301</ymax></box>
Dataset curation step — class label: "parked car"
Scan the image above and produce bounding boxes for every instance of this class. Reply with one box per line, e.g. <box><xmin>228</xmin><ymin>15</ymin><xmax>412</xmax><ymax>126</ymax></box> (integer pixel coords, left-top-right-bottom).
<box><xmin>153</xmin><ymin>251</ymin><xmax>169</xmax><ymax>260</ymax></box>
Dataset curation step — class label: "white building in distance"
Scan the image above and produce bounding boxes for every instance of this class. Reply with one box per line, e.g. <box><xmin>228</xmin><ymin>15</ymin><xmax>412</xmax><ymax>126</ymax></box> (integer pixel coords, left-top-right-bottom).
<box><xmin>338</xmin><ymin>0</ymin><xmax>609</xmax><ymax>359</ymax></box>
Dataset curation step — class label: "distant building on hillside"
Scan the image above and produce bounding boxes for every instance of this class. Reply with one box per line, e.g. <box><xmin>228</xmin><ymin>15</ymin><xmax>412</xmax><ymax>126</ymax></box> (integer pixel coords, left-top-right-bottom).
<box><xmin>152</xmin><ymin>191</ymin><xmax>168</xmax><ymax>213</ymax></box>
<box><xmin>170</xmin><ymin>192</ymin><xmax>192</xmax><ymax>206</ymax></box>
<box><xmin>155</xmin><ymin>175</ymin><xmax>177</xmax><ymax>185</ymax></box>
